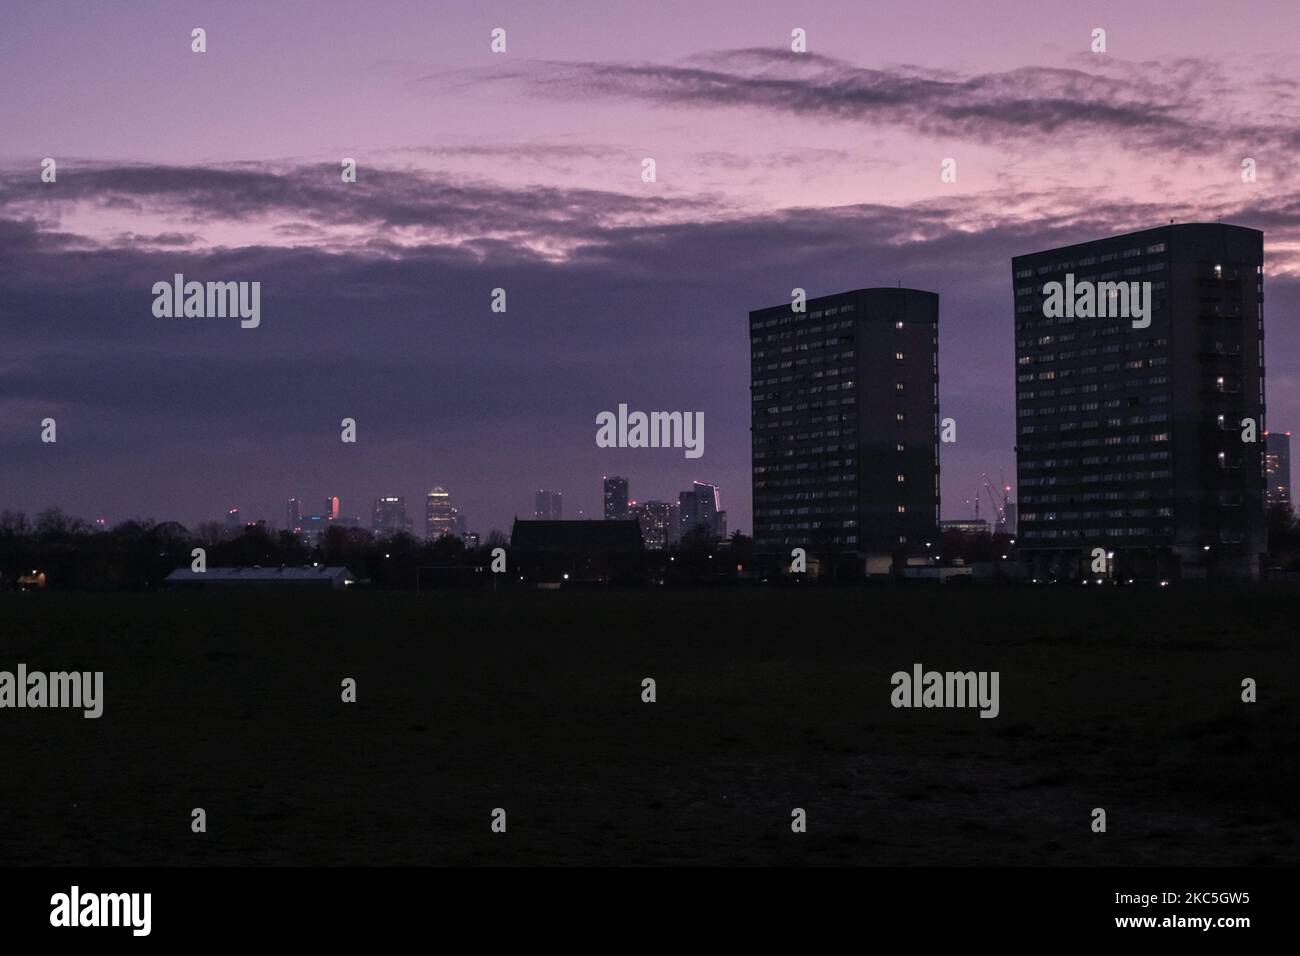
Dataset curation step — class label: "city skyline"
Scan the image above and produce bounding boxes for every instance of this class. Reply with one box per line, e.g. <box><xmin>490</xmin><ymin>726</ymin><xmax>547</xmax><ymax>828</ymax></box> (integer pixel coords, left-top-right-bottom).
<box><xmin>4</xmin><ymin>1</ymin><xmax>1300</xmax><ymax>540</ymax></box>
<box><xmin>4</xmin><ymin>240</ymin><xmax>1294</xmax><ymax>541</ymax></box>
<box><xmin>123</xmin><ymin>471</ymin><xmax>737</xmax><ymax>541</ymax></box>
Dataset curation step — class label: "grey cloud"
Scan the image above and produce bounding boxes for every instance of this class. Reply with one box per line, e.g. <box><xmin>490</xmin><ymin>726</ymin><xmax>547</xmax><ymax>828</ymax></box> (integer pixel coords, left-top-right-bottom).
<box><xmin>467</xmin><ymin>49</ymin><xmax>1300</xmax><ymax>156</ymax></box>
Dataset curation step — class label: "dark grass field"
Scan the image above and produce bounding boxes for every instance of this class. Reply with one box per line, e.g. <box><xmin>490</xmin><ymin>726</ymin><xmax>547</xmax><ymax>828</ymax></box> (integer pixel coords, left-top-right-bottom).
<box><xmin>1</xmin><ymin>585</ymin><xmax>1297</xmax><ymax>866</ymax></box>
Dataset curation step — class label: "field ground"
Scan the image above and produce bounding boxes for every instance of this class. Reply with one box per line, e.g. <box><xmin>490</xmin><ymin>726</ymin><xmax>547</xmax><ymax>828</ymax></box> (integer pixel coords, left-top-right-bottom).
<box><xmin>1</xmin><ymin>586</ymin><xmax>1297</xmax><ymax>866</ymax></box>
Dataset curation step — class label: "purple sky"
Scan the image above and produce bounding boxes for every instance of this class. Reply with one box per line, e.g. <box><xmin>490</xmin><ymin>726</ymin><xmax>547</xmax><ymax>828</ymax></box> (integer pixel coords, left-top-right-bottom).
<box><xmin>3</xmin><ymin>0</ymin><xmax>1300</xmax><ymax>534</ymax></box>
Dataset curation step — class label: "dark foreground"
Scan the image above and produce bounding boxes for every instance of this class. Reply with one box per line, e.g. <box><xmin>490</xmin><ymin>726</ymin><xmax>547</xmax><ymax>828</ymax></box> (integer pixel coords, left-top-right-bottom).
<box><xmin>1</xmin><ymin>586</ymin><xmax>1296</xmax><ymax>866</ymax></box>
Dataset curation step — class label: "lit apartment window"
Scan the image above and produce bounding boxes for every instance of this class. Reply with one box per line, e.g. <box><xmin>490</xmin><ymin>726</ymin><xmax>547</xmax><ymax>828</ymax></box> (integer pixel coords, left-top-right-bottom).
<box><xmin>895</xmin><ymin>321</ymin><xmax>904</xmax><ymax>330</ymax></box>
<box><xmin>1214</xmin><ymin>264</ymin><xmax>1223</xmax><ymax>278</ymax></box>
<box><xmin>895</xmin><ymin>382</ymin><xmax>904</xmax><ymax>392</ymax></box>
<box><xmin>896</xmin><ymin>442</ymin><xmax>905</xmax><ymax>452</ymax></box>
<box><xmin>896</xmin><ymin>474</ymin><xmax>905</xmax><ymax>483</ymax></box>
<box><xmin>896</xmin><ymin>413</ymin><xmax>905</xmax><ymax>423</ymax></box>
<box><xmin>897</xmin><ymin>505</ymin><xmax>907</xmax><ymax>513</ymax></box>
<box><xmin>895</xmin><ymin>351</ymin><xmax>905</xmax><ymax>360</ymax></box>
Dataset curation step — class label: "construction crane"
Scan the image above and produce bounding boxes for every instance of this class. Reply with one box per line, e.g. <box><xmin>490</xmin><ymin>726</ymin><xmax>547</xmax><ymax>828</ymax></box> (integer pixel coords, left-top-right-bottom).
<box><xmin>981</xmin><ymin>473</ymin><xmax>1019</xmax><ymax>534</ymax></box>
<box><xmin>980</xmin><ymin>475</ymin><xmax>1002</xmax><ymax>527</ymax></box>
<box><xmin>997</xmin><ymin>470</ymin><xmax>1015</xmax><ymax>537</ymax></box>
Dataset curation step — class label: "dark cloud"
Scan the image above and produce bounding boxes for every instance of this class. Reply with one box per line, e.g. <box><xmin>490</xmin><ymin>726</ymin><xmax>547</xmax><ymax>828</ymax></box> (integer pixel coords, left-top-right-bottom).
<box><xmin>109</xmin><ymin>231</ymin><xmax>197</xmax><ymax>247</ymax></box>
<box><xmin>463</xmin><ymin>49</ymin><xmax>1300</xmax><ymax>156</ymax></box>
<box><xmin>0</xmin><ymin>162</ymin><xmax>714</xmax><ymax>251</ymax></box>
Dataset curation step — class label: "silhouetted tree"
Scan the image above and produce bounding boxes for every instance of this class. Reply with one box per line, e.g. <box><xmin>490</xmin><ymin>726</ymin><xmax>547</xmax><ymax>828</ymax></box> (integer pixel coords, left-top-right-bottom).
<box><xmin>727</xmin><ymin>530</ymin><xmax>753</xmax><ymax>571</ymax></box>
<box><xmin>36</xmin><ymin>507</ymin><xmax>89</xmax><ymax>537</ymax></box>
<box><xmin>0</xmin><ymin>510</ymin><xmax>29</xmax><ymax>537</ymax></box>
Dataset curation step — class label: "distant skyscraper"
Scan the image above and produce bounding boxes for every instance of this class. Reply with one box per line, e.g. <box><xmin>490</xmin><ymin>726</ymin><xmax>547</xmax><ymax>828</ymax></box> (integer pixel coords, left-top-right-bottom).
<box><xmin>287</xmin><ymin>497</ymin><xmax>301</xmax><ymax>531</ymax></box>
<box><xmin>1001</xmin><ymin>501</ymin><xmax>1018</xmax><ymax>537</ymax></box>
<box><xmin>1013</xmin><ymin>223</ymin><xmax>1266</xmax><ymax>579</ymax></box>
<box><xmin>535</xmin><ymin>489</ymin><xmax>563</xmax><ymax>521</ymax></box>
<box><xmin>325</xmin><ymin>496</ymin><xmax>340</xmax><ymax>521</ymax></box>
<box><xmin>372</xmin><ymin>496</ymin><xmax>409</xmax><ymax>535</ymax></box>
<box><xmin>603</xmin><ymin>476</ymin><xmax>629</xmax><ymax>520</ymax></box>
<box><xmin>679</xmin><ymin>481</ymin><xmax>725</xmax><ymax>540</ymax></box>
<box><xmin>224</xmin><ymin>507</ymin><xmax>241</xmax><ymax>536</ymax></box>
<box><xmin>1265</xmin><ymin>432</ymin><xmax>1292</xmax><ymax>506</ymax></box>
<box><xmin>634</xmin><ymin>500</ymin><xmax>674</xmax><ymax>550</ymax></box>
<box><xmin>426</xmin><ymin>487</ymin><xmax>456</xmax><ymax>539</ymax></box>
<box><xmin>463</xmin><ymin>531</ymin><xmax>480</xmax><ymax>550</ymax></box>
<box><xmin>678</xmin><ymin>489</ymin><xmax>698</xmax><ymax>538</ymax></box>
<box><xmin>749</xmin><ymin>287</ymin><xmax>940</xmax><ymax>555</ymax></box>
